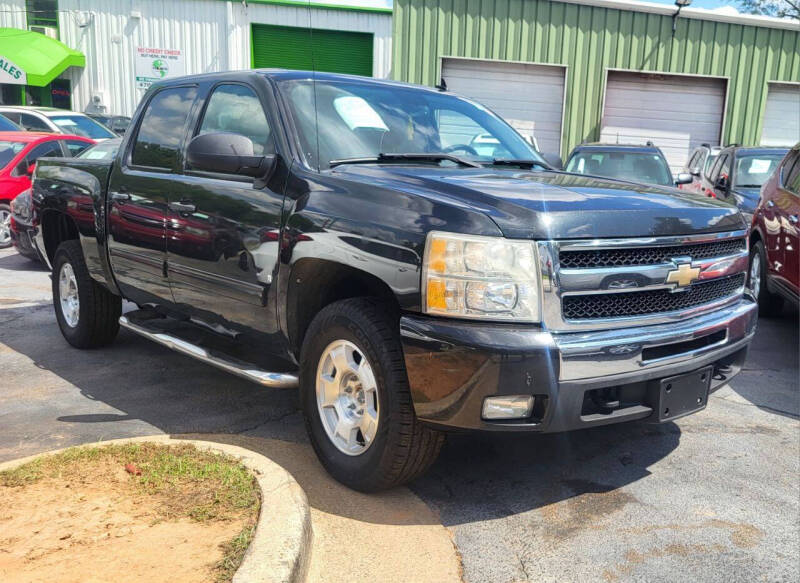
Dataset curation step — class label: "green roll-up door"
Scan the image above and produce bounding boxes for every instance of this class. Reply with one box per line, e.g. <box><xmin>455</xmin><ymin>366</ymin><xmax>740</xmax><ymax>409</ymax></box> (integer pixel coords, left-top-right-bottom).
<box><xmin>251</xmin><ymin>24</ymin><xmax>373</xmax><ymax>77</ymax></box>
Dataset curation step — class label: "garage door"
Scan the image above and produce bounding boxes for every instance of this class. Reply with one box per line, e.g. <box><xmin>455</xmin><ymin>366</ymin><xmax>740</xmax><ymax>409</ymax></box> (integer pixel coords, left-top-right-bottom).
<box><xmin>601</xmin><ymin>71</ymin><xmax>726</xmax><ymax>174</ymax></box>
<box><xmin>761</xmin><ymin>83</ymin><xmax>800</xmax><ymax>147</ymax></box>
<box><xmin>251</xmin><ymin>24</ymin><xmax>373</xmax><ymax>77</ymax></box>
<box><xmin>441</xmin><ymin>58</ymin><xmax>565</xmax><ymax>155</ymax></box>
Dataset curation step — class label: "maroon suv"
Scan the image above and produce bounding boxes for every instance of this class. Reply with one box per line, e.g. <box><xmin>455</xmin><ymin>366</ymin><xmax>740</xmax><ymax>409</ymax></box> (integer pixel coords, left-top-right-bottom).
<box><xmin>748</xmin><ymin>143</ymin><xmax>800</xmax><ymax>315</ymax></box>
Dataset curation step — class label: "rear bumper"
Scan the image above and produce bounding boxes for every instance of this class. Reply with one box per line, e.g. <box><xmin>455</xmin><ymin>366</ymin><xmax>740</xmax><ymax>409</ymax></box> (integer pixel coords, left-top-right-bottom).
<box><xmin>400</xmin><ymin>298</ymin><xmax>757</xmax><ymax>432</ymax></box>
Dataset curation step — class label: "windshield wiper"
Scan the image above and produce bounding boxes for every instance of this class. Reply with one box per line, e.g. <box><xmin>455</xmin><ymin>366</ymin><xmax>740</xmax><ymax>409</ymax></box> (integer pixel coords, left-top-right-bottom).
<box><xmin>489</xmin><ymin>158</ymin><xmax>551</xmax><ymax>170</ymax></box>
<box><xmin>329</xmin><ymin>152</ymin><xmax>482</xmax><ymax>169</ymax></box>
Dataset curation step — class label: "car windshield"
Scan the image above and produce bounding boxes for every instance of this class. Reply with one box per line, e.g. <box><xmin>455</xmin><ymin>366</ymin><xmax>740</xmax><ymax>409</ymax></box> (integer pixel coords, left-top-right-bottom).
<box><xmin>733</xmin><ymin>153</ymin><xmax>784</xmax><ymax>188</ymax></box>
<box><xmin>50</xmin><ymin>115</ymin><xmax>116</xmax><ymax>139</ymax></box>
<box><xmin>0</xmin><ymin>114</ymin><xmax>20</xmax><ymax>131</ymax></box>
<box><xmin>78</xmin><ymin>139</ymin><xmax>120</xmax><ymax>160</ymax></box>
<box><xmin>565</xmin><ymin>150</ymin><xmax>673</xmax><ymax>186</ymax></box>
<box><xmin>0</xmin><ymin>140</ymin><xmax>27</xmax><ymax>169</ymax></box>
<box><xmin>278</xmin><ymin>78</ymin><xmax>541</xmax><ymax>170</ymax></box>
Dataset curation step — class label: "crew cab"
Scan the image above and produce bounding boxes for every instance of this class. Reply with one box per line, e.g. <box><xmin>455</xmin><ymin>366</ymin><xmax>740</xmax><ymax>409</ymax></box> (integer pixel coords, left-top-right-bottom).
<box><xmin>31</xmin><ymin>71</ymin><xmax>757</xmax><ymax>491</ymax></box>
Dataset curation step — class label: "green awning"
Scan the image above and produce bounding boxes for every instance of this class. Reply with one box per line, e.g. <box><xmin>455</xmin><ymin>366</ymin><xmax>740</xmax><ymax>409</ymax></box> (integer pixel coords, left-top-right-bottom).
<box><xmin>0</xmin><ymin>28</ymin><xmax>85</xmax><ymax>87</ymax></box>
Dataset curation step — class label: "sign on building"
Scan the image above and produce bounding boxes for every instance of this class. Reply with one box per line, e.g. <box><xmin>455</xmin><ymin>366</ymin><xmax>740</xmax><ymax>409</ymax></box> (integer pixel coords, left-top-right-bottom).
<box><xmin>134</xmin><ymin>47</ymin><xmax>185</xmax><ymax>90</ymax></box>
<box><xmin>0</xmin><ymin>56</ymin><xmax>26</xmax><ymax>85</ymax></box>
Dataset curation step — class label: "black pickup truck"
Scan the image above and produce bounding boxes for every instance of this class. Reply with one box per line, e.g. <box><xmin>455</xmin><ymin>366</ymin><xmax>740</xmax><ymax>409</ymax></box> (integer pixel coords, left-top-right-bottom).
<box><xmin>30</xmin><ymin>70</ymin><xmax>757</xmax><ymax>491</ymax></box>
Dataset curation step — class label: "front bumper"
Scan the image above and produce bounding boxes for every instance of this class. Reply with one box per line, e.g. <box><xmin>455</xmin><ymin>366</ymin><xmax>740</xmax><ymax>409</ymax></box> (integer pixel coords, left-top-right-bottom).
<box><xmin>9</xmin><ymin>219</ymin><xmax>44</xmax><ymax>262</ymax></box>
<box><xmin>400</xmin><ymin>298</ymin><xmax>757</xmax><ymax>432</ymax></box>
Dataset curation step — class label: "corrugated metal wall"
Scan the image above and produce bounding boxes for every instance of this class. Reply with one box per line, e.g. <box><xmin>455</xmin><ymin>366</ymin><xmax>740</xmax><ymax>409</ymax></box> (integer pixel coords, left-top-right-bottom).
<box><xmin>0</xmin><ymin>0</ymin><xmax>391</xmax><ymax>116</ymax></box>
<box><xmin>393</xmin><ymin>0</ymin><xmax>800</xmax><ymax>156</ymax></box>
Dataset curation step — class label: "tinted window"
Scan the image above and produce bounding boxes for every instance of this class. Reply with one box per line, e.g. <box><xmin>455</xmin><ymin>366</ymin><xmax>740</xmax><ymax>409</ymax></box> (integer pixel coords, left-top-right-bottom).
<box><xmin>0</xmin><ymin>113</ymin><xmax>20</xmax><ymax>131</ymax></box>
<box><xmin>12</xmin><ymin>140</ymin><xmax>61</xmax><ymax>176</ymax></box>
<box><xmin>783</xmin><ymin>151</ymin><xmax>800</xmax><ymax>195</ymax></box>
<box><xmin>565</xmin><ymin>150</ymin><xmax>673</xmax><ymax>186</ymax></box>
<box><xmin>687</xmin><ymin>150</ymin><xmax>701</xmax><ymax>171</ymax></box>
<box><xmin>132</xmin><ymin>86</ymin><xmax>198</xmax><ymax>169</ymax></box>
<box><xmin>709</xmin><ymin>153</ymin><xmax>728</xmax><ymax>181</ymax></box>
<box><xmin>19</xmin><ymin>113</ymin><xmax>50</xmax><ymax>132</ymax></box>
<box><xmin>50</xmin><ymin>115</ymin><xmax>116</xmax><ymax>139</ymax></box>
<box><xmin>197</xmin><ymin>84</ymin><xmax>272</xmax><ymax>156</ymax></box>
<box><xmin>733</xmin><ymin>153</ymin><xmax>784</xmax><ymax>188</ymax></box>
<box><xmin>0</xmin><ymin>140</ymin><xmax>27</xmax><ymax>170</ymax></box>
<box><xmin>703</xmin><ymin>152</ymin><xmax>718</xmax><ymax>178</ymax></box>
<box><xmin>65</xmin><ymin>139</ymin><xmax>91</xmax><ymax>156</ymax></box>
<box><xmin>719</xmin><ymin>154</ymin><xmax>731</xmax><ymax>181</ymax></box>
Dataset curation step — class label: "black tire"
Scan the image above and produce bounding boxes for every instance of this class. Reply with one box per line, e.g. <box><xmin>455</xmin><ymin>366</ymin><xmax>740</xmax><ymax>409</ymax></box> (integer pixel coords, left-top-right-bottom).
<box><xmin>52</xmin><ymin>240</ymin><xmax>122</xmax><ymax>348</ymax></box>
<box><xmin>749</xmin><ymin>240</ymin><xmax>783</xmax><ymax>317</ymax></box>
<box><xmin>300</xmin><ymin>298</ymin><xmax>444</xmax><ymax>492</ymax></box>
<box><xmin>0</xmin><ymin>203</ymin><xmax>12</xmax><ymax>249</ymax></box>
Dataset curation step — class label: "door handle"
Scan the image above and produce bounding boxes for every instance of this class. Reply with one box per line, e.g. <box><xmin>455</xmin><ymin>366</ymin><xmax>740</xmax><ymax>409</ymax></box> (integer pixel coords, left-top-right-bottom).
<box><xmin>111</xmin><ymin>192</ymin><xmax>130</xmax><ymax>202</ymax></box>
<box><xmin>766</xmin><ymin>200</ymin><xmax>775</xmax><ymax>208</ymax></box>
<box><xmin>169</xmin><ymin>201</ymin><xmax>196</xmax><ymax>213</ymax></box>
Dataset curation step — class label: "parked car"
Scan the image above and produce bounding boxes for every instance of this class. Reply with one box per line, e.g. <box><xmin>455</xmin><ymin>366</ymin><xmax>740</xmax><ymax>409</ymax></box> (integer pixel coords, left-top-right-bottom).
<box><xmin>10</xmin><ymin>138</ymin><xmax>119</xmax><ymax>260</ymax></box>
<box><xmin>564</xmin><ymin>143</ymin><xmax>692</xmax><ymax>187</ymax></box>
<box><xmin>747</xmin><ymin>143</ymin><xmax>800</xmax><ymax>315</ymax></box>
<box><xmin>31</xmin><ymin>71</ymin><xmax>756</xmax><ymax>491</ymax></box>
<box><xmin>0</xmin><ymin>131</ymin><xmax>94</xmax><ymax>249</ymax></box>
<box><xmin>680</xmin><ymin>143</ymin><xmax>722</xmax><ymax>195</ymax></box>
<box><xmin>87</xmin><ymin>113</ymin><xmax>131</xmax><ymax>136</ymax></box>
<box><xmin>0</xmin><ymin>113</ymin><xmax>22</xmax><ymax>131</ymax></box>
<box><xmin>701</xmin><ymin>145</ymin><xmax>789</xmax><ymax>221</ymax></box>
<box><xmin>0</xmin><ymin>107</ymin><xmax>116</xmax><ymax>141</ymax></box>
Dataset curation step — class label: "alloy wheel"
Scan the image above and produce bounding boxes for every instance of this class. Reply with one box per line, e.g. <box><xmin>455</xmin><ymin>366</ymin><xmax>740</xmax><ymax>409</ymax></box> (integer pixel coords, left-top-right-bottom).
<box><xmin>0</xmin><ymin>208</ymin><xmax>10</xmax><ymax>246</ymax></box>
<box><xmin>59</xmin><ymin>262</ymin><xmax>80</xmax><ymax>328</ymax></box>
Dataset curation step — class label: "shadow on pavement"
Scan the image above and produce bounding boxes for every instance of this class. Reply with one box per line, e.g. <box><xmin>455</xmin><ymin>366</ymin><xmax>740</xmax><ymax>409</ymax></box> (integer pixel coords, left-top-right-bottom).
<box><xmin>0</xmin><ymin>251</ymin><xmax>48</xmax><ymax>272</ymax></box>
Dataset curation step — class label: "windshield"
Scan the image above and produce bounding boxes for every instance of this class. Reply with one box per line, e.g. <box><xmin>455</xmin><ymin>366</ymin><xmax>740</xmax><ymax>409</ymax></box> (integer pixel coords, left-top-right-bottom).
<box><xmin>0</xmin><ymin>140</ymin><xmax>26</xmax><ymax>170</ymax></box>
<box><xmin>78</xmin><ymin>139</ymin><xmax>120</xmax><ymax>160</ymax></box>
<box><xmin>733</xmin><ymin>153</ymin><xmax>784</xmax><ymax>188</ymax></box>
<box><xmin>0</xmin><ymin>114</ymin><xmax>20</xmax><ymax>131</ymax></box>
<box><xmin>565</xmin><ymin>150</ymin><xmax>673</xmax><ymax>186</ymax></box>
<box><xmin>278</xmin><ymin>78</ymin><xmax>541</xmax><ymax>170</ymax></box>
<box><xmin>50</xmin><ymin>115</ymin><xmax>116</xmax><ymax>140</ymax></box>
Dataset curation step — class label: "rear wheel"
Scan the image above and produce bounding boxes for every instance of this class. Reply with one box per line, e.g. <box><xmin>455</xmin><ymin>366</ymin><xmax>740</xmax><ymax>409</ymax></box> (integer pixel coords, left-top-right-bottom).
<box><xmin>300</xmin><ymin>298</ymin><xmax>444</xmax><ymax>492</ymax></box>
<box><xmin>0</xmin><ymin>203</ymin><xmax>11</xmax><ymax>249</ymax></box>
<box><xmin>52</xmin><ymin>240</ymin><xmax>122</xmax><ymax>348</ymax></box>
<box><xmin>748</xmin><ymin>240</ymin><xmax>783</xmax><ymax>317</ymax></box>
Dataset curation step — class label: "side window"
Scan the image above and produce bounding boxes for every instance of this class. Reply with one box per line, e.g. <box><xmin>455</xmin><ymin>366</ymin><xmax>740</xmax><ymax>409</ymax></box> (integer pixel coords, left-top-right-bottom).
<box><xmin>12</xmin><ymin>141</ymin><xmax>62</xmax><ymax>176</ymax></box>
<box><xmin>64</xmin><ymin>140</ymin><xmax>91</xmax><ymax>157</ymax></box>
<box><xmin>2</xmin><ymin>111</ymin><xmax>21</xmax><ymax>124</ymax></box>
<box><xmin>687</xmin><ymin>150</ymin><xmax>700</xmax><ymax>171</ymax></box>
<box><xmin>197</xmin><ymin>84</ymin><xmax>273</xmax><ymax>157</ymax></box>
<box><xmin>132</xmin><ymin>86</ymin><xmax>198</xmax><ymax>169</ymax></box>
<box><xmin>719</xmin><ymin>154</ymin><xmax>731</xmax><ymax>181</ymax></box>
<box><xmin>710</xmin><ymin>154</ymin><xmax>727</xmax><ymax>182</ymax></box>
<box><xmin>19</xmin><ymin>113</ymin><xmax>51</xmax><ymax>132</ymax></box>
<box><xmin>784</xmin><ymin>152</ymin><xmax>800</xmax><ymax>195</ymax></box>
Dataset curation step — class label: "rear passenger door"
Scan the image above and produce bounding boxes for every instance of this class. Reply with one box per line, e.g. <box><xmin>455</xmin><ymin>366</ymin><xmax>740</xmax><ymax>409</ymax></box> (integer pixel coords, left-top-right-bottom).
<box><xmin>107</xmin><ymin>85</ymin><xmax>198</xmax><ymax>307</ymax></box>
<box><xmin>166</xmin><ymin>81</ymin><xmax>286</xmax><ymax>339</ymax></box>
<box><xmin>776</xmin><ymin>152</ymin><xmax>800</xmax><ymax>295</ymax></box>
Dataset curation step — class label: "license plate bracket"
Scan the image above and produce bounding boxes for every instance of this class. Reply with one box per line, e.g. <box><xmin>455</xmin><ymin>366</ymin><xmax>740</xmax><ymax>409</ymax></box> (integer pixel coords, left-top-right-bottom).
<box><xmin>657</xmin><ymin>366</ymin><xmax>712</xmax><ymax>422</ymax></box>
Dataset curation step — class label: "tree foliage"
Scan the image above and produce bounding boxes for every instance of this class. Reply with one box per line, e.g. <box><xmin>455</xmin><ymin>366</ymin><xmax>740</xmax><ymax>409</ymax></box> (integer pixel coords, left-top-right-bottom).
<box><xmin>737</xmin><ymin>0</ymin><xmax>800</xmax><ymax>20</ymax></box>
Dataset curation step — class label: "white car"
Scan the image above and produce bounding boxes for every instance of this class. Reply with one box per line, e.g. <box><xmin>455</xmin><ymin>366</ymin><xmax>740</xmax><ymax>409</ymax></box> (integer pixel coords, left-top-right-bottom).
<box><xmin>0</xmin><ymin>106</ymin><xmax>116</xmax><ymax>141</ymax></box>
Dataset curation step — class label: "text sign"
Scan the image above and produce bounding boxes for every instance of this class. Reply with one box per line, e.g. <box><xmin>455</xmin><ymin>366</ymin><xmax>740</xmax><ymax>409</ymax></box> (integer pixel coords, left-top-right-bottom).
<box><xmin>135</xmin><ymin>47</ymin><xmax>184</xmax><ymax>90</ymax></box>
<box><xmin>0</xmin><ymin>56</ymin><xmax>26</xmax><ymax>85</ymax></box>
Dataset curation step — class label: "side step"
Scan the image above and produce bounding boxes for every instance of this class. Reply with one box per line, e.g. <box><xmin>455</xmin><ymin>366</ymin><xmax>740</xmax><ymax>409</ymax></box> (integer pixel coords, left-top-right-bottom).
<box><xmin>119</xmin><ymin>316</ymin><xmax>299</xmax><ymax>389</ymax></box>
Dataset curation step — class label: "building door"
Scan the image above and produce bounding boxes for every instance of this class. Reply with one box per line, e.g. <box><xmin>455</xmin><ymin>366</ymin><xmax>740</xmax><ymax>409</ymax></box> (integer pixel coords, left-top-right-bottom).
<box><xmin>601</xmin><ymin>71</ymin><xmax>726</xmax><ymax>174</ymax></box>
<box><xmin>440</xmin><ymin>58</ymin><xmax>566</xmax><ymax>156</ymax></box>
<box><xmin>761</xmin><ymin>83</ymin><xmax>800</xmax><ymax>147</ymax></box>
<box><xmin>251</xmin><ymin>24</ymin><xmax>373</xmax><ymax>77</ymax></box>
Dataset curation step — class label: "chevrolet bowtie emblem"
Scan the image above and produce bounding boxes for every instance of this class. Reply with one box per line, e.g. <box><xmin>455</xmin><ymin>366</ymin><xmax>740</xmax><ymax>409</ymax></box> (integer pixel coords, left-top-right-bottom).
<box><xmin>666</xmin><ymin>263</ymin><xmax>700</xmax><ymax>288</ymax></box>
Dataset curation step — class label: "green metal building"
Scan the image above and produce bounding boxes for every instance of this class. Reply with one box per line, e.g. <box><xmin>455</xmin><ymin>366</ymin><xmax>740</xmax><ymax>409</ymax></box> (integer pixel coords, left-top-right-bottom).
<box><xmin>392</xmin><ymin>0</ymin><xmax>800</xmax><ymax>167</ymax></box>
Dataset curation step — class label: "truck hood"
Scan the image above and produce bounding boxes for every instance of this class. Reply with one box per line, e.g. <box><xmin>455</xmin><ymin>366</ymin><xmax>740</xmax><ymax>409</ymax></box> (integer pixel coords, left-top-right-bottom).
<box><xmin>335</xmin><ymin>166</ymin><xmax>746</xmax><ymax>239</ymax></box>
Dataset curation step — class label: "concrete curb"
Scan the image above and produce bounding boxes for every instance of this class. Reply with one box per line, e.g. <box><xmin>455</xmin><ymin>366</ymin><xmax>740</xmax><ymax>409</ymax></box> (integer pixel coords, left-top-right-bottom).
<box><xmin>0</xmin><ymin>435</ymin><xmax>313</xmax><ymax>583</ymax></box>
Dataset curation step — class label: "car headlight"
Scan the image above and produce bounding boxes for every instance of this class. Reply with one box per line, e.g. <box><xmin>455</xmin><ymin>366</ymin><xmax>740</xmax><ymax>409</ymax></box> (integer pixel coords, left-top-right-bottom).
<box><xmin>10</xmin><ymin>189</ymin><xmax>33</xmax><ymax>223</ymax></box>
<box><xmin>422</xmin><ymin>231</ymin><xmax>541</xmax><ymax>322</ymax></box>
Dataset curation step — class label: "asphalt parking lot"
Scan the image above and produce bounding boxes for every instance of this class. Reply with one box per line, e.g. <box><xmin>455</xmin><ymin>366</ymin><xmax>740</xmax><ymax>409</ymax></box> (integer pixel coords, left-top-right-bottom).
<box><xmin>1</xmin><ymin>246</ymin><xmax>798</xmax><ymax>582</ymax></box>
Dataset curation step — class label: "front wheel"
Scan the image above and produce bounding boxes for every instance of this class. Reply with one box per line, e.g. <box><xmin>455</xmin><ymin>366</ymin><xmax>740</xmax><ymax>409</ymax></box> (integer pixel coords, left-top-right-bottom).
<box><xmin>300</xmin><ymin>298</ymin><xmax>444</xmax><ymax>492</ymax></box>
<box><xmin>748</xmin><ymin>240</ymin><xmax>783</xmax><ymax>317</ymax></box>
<box><xmin>0</xmin><ymin>203</ymin><xmax>12</xmax><ymax>249</ymax></box>
<box><xmin>52</xmin><ymin>240</ymin><xmax>122</xmax><ymax>348</ymax></box>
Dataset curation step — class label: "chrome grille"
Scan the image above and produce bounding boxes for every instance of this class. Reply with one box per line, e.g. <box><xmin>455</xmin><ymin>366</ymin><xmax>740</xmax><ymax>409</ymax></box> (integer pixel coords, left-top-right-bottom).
<box><xmin>562</xmin><ymin>274</ymin><xmax>746</xmax><ymax>320</ymax></box>
<box><xmin>559</xmin><ymin>238</ymin><xmax>746</xmax><ymax>269</ymax></box>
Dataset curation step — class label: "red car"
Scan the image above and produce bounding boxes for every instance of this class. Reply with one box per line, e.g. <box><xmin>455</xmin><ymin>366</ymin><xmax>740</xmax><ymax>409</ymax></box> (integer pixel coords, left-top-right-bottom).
<box><xmin>748</xmin><ymin>143</ymin><xmax>800</xmax><ymax>315</ymax></box>
<box><xmin>0</xmin><ymin>132</ymin><xmax>94</xmax><ymax>249</ymax></box>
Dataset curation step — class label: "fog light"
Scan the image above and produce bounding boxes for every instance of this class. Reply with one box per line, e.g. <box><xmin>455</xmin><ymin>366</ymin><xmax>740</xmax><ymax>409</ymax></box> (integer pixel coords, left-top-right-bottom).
<box><xmin>482</xmin><ymin>395</ymin><xmax>534</xmax><ymax>420</ymax></box>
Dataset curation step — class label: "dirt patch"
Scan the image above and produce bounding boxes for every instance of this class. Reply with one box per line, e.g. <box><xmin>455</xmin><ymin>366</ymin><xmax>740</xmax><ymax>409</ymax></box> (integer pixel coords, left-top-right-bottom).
<box><xmin>0</xmin><ymin>443</ymin><xmax>260</xmax><ymax>583</ymax></box>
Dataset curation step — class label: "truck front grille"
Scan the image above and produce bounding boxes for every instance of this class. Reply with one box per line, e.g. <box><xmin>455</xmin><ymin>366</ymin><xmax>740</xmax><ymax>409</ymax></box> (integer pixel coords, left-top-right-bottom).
<box><xmin>562</xmin><ymin>274</ymin><xmax>746</xmax><ymax>320</ymax></box>
<box><xmin>559</xmin><ymin>238</ymin><xmax>746</xmax><ymax>269</ymax></box>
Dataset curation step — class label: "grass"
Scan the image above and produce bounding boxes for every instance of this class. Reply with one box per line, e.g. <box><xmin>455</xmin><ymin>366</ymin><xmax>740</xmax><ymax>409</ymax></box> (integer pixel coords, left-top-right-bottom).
<box><xmin>1</xmin><ymin>442</ymin><xmax>262</xmax><ymax>582</ymax></box>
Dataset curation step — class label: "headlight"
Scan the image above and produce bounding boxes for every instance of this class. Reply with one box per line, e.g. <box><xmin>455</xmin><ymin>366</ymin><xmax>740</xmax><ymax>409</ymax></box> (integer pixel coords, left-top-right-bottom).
<box><xmin>422</xmin><ymin>231</ymin><xmax>541</xmax><ymax>322</ymax></box>
<box><xmin>10</xmin><ymin>189</ymin><xmax>33</xmax><ymax>222</ymax></box>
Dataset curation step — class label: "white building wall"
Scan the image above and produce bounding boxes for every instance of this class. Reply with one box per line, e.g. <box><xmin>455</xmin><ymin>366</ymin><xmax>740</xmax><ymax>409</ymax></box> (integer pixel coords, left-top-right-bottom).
<box><xmin>0</xmin><ymin>0</ymin><xmax>391</xmax><ymax>116</ymax></box>
<box><xmin>0</xmin><ymin>0</ymin><xmax>27</xmax><ymax>29</ymax></box>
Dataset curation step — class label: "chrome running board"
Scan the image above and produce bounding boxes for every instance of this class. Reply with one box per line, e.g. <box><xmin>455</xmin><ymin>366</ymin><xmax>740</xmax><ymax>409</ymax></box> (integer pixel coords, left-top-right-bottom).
<box><xmin>119</xmin><ymin>315</ymin><xmax>299</xmax><ymax>389</ymax></box>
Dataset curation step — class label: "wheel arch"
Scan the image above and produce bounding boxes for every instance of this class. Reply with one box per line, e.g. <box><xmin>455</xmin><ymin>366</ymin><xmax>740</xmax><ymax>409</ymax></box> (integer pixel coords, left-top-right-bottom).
<box><xmin>40</xmin><ymin>209</ymin><xmax>80</xmax><ymax>265</ymax></box>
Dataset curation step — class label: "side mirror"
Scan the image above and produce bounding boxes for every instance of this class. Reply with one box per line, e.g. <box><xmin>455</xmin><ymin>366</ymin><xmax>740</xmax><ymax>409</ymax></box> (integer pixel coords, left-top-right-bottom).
<box><xmin>675</xmin><ymin>172</ymin><xmax>693</xmax><ymax>185</ymax></box>
<box><xmin>26</xmin><ymin>162</ymin><xmax>36</xmax><ymax>175</ymax></box>
<box><xmin>689</xmin><ymin>167</ymin><xmax>701</xmax><ymax>177</ymax></box>
<box><xmin>541</xmin><ymin>152</ymin><xmax>563</xmax><ymax>170</ymax></box>
<box><xmin>186</xmin><ymin>132</ymin><xmax>273</xmax><ymax>178</ymax></box>
<box><xmin>715</xmin><ymin>175</ymin><xmax>730</xmax><ymax>192</ymax></box>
